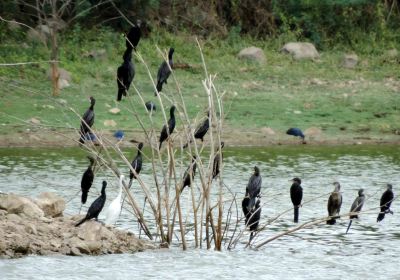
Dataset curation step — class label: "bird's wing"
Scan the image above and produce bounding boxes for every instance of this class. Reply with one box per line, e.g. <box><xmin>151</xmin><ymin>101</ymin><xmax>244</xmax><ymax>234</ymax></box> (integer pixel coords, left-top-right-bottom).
<box><xmin>157</xmin><ymin>61</ymin><xmax>171</xmax><ymax>83</ymax></box>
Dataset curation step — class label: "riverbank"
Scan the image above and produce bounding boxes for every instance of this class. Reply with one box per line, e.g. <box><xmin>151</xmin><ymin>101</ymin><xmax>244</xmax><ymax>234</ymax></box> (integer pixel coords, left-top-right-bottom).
<box><xmin>0</xmin><ymin>192</ymin><xmax>156</xmax><ymax>259</ymax></box>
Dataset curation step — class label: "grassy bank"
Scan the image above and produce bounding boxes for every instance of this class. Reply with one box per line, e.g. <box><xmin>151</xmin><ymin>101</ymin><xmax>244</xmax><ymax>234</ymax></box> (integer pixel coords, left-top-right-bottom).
<box><xmin>0</xmin><ymin>26</ymin><xmax>399</xmax><ymax>145</ymax></box>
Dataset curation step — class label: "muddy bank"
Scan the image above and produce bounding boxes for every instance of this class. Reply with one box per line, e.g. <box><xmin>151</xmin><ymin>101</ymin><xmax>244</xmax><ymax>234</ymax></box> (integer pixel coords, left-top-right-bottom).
<box><xmin>0</xmin><ymin>192</ymin><xmax>156</xmax><ymax>259</ymax></box>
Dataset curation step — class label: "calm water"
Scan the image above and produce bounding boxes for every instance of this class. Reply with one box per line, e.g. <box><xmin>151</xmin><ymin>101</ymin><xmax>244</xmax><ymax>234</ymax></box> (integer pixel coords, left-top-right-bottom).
<box><xmin>0</xmin><ymin>146</ymin><xmax>399</xmax><ymax>279</ymax></box>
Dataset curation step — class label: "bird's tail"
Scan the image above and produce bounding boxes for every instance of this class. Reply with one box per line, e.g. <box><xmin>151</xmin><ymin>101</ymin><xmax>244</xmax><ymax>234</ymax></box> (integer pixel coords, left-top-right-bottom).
<box><xmin>294</xmin><ymin>206</ymin><xmax>299</xmax><ymax>223</ymax></box>
<box><xmin>326</xmin><ymin>217</ymin><xmax>336</xmax><ymax>225</ymax></box>
<box><xmin>75</xmin><ymin>217</ymin><xmax>86</xmax><ymax>227</ymax></box>
<box><xmin>159</xmin><ymin>141</ymin><xmax>162</xmax><ymax>150</ymax></box>
<box><xmin>156</xmin><ymin>82</ymin><xmax>162</xmax><ymax>93</ymax></box>
<box><xmin>345</xmin><ymin>219</ymin><xmax>353</xmax><ymax>234</ymax></box>
<box><xmin>81</xmin><ymin>191</ymin><xmax>88</xmax><ymax>204</ymax></box>
<box><xmin>377</xmin><ymin>212</ymin><xmax>385</xmax><ymax>222</ymax></box>
<box><xmin>117</xmin><ymin>89</ymin><xmax>124</xmax><ymax>101</ymax></box>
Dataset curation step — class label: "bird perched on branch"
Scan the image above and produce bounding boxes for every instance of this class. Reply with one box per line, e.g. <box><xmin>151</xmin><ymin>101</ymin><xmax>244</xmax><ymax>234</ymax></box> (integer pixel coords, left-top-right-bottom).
<box><xmin>129</xmin><ymin>142</ymin><xmax>143</xmax><ymax>186</ymax></box>
<box><xmin>290</xmin><ymin>177</ymin><xmax>303</xmax><ymax>223</ymax></box>
<box><xmin>145</xmin><ymin>101</ymin><xmax>156</xmax><ymax>112</ymax></box>
<box><xmin>286</xmin><ymin>127</ymin><xmax>306</xmax><ymax>144</ymax></box>
<box><xmin>159</xmin><ymin>105</ymin><xmax>176</xmax><ymax>149</ymax></box>
<box><xmin>75</xmin><ymin>181</ymin><xmax>107</xmax><ymax>227</ymax></box>
<box><xmin>346</xmin><ymin>188</ymin><xmax>365</xmax><ymax>234</ymax></box>
<box><xmin>181</xmin><ymin>156</ymin><xmax>197</xmax><ymax>192</ymax></box>
<box><xmin>183</xmin><ymin>111</ymin><xmax>210</xmax><ymax>148</ymax></box>
<box><xmin>377</xmin><ymin>184</ymin><xmax>394</xmax><ymax>222</ymax></box>
<box><xmin>327</xmin><ymin>182</ymin><xmax>342</xmax><ymax>225</ymax></box>
<box><xmin>125</xmin><ymin>20</ymin><xmax>142</xmax><ymax>51</ymax></box>
<box><xmin>80</xmin><ymin>156</ymin><xmax>95</xmax><ymax>211</ymax></box>
<box><xmin>242</xmin><ymin>197</ymin><xmax>261</xmax><ymax>242</ymax></box>
<box><xmin>155</xmin><ymin>47</ymin><xmax>174</xmax><ymax>95</ymax></box>
<box><xmin>104</xmin><ymin>175</ymin><xmax>124</xmax><ymax>225</ymax></box>
<box><xmin>245</xmin><ymin>166</ymin><xmax>262</xmax><ymax>212</ymax></box>
<box><xmin>79</xmin><ymin>96</ymin><xmax>96</xmax><ymax>144</ymax></box>
<box><xmin>212</xmin><ymin>141</ymin><xmax>224</xmax><ymax>180</ymax></box>
<box><xmin>116</xmin><ymin>48</ymin><xmax>134</xmax><ymax>101</ymax></box>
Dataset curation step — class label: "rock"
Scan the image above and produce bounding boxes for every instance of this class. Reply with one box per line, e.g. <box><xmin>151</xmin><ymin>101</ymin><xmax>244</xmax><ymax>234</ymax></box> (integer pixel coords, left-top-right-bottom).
<box><xmin>84</xmin><ymin>49</ymin><xmax>107</xmax><ymax>60</ymax></box>
<box><xmin>25</xmin><ymin>224</ymin><xmax>37</xmax><ymax>235</ymax></box>
<box><xmin>7</xmin><ymin>213</ymin><xmax>22</xmax><ymax>223</ymax></box>
<box><xmin>29</xmin><ymin>118</ymin><xmax>41</xmax><ymax>125</ymax></box>
<box><xmin>46</xmin><ymin>18</ymin><xmax>67</xmax><ymax>31</ymax></box>
<box><xmin>0</xmin><ymin>209</ymin><xmax>7</xmax><ymax>216</ymax></box>
<box><xmin>77</xmin><ymin>221</ymin><xmax>103</xmax><ymax>241</ymax></box>
<box><xmin>47</xmin><ymin>68</ymin><xmax>72</xmax><ymax>83</ymax></box>
<box><xmin>261</xmin><ymin>127</ymin><xmax>276</xmax><ymax>135</ymax></box>
<box><xmin>69</xmin><ymin>247</ymin><xmax>82</xmax><ymax>256</ymax></box>
<box><xmin>26</xmin><ymin>29</ymin><xmax>47</xmax><ymax>44</ymax></box>
<box><xmin>342</xmin><ymin>54</ymin><xmax>358</xmax><ymax>69</ymax></box>
<box><xmin>109</xmin><ymin>108</ymin><xmax>121</xmax><ymax>114</ymax></box>
<box><xmin>58</xmin><ymin>79</ymin><xmax>70</xmax><ymax>89</ymax></box>
<box><xmin>281</xmin><ymin>42</ymin><xmax>320</xmax><ymax>60</ymax></box>
<box><xmin>69</xmin><ymin>237</ymin><xmax>90</xmax><ymax>254</ymax></box>
<box><xmin>104</xmin><ymin>120</ymin><xmax>117</xmax><ymax>127</ymax></box>
<box><xmin>57</xmin><ymin>99</ymin><xmax>68</xmax><ymax>105</ymax></box>
<box><xmin>7</xmin><ymin>20</ymin><xmax>20</xmax><ymax>31</ymax></box>
<box><xmin>386</xmin><ymin>48</ymin><xmax>398</xmax><ymax>58</ymax></box>
<box><xmin>86</xmin><ymin>241</ymin><xmax>101</xmax><ymax>253</ymax></box>
<box><xmin>0</xmin><ymin>193</ymin><xmax>44</xmax><ymax>219</ymax></box>
<box><xmin>237</xmin><ymin>47</ymin><xmax>266</xmax><ymax>63</ymax></box>
<box><xmin>35</xmin><ymin>192</ymin><xmax>66</xmax><ymax>218</ymax></box>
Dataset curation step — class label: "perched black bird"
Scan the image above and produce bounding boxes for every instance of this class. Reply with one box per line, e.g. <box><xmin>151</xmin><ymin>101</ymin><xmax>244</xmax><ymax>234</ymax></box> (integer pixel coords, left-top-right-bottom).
<box><xmin>129</xmin><ymin>142</ymin><xmax>143</xmax><ymax>184</ymax></box>
<box><xmin>181</xmin><ymin>156</ymin><xmax>197</xmax><ymax>192</ymax></box>
<box><xmin>117</xmin><ymin>48</ymin><xmax>134</xmax><ymax>101</ymax></box>
<box><xmin>245</xmin><ymin>166</ymin><xmax>262</xmax><ymax>212</ymax></box>
<box><xmin>290</xmin><ymin>177</ymin><xmax>303</xmax><ymax>223</ymax></box>
<box><xmin>125</xmin><ymin>20</ymin><xmax>141</xmax><ymax>51</ymax></box>
<box><xmin>286</xmin><ymin>128</ymin><xmax>306</xmax><ymax>143</ymax></box>
<box><xmin>155</xmin><ymin>47</ymin><xmax>174</xmax><ymax>95</ymax></box>
<box><xmin>75</xmin><ymin>181</ymin><xmax>107</xmax><ymax>227</ymax></box>
<box><xmin>183</xmin><ymin>112</ymin><xmax>210</xmax><ymax>148</ymax></box>
<box><xmin>80</xmin><ymin>156</ymin><xmax>95</xmax><ymax>205</ymax></box>
<box><xmin>145</xmin><ymin>101</ymin><xmax>156</xmax><ymax>112</ymax></box>
<box><xmin>327</xmin><ymin>182</ymin><xmax>343</xmax><ymax>225</ymax></box>
<box><xmin>346</xmin><ymin>188</ymin><xmax>365</xmax><ymax>234</ymax></box>
<box><xmin>79</xmin><ymin>96</ymin><xmax>96</xmax><ymax>144</ymax></box>
<box><xmin>212</xmin><ymin>141</ymin><xmax>224</xmax><ymax>180</ymax></box>
<box><xmin>377</xmin><ymin>184</ymin><xmax>394</xmax><ymax>222</ymax></box>
<box><xmin>159</xmin><ymin>105</ymin><xmax>176</xmax><ymax>149</ymax></box>
<box><xmin>242</xmin><ymin>197</ymin><xmax>261</xmax><ymax>241</ymax></box>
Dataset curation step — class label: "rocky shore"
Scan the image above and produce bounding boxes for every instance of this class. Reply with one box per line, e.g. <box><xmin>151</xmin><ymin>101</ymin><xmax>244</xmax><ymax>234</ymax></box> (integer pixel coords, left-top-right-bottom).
<box><xmin>0</xmin><ymin>192</ymin><xmax>156</xmax><ymax>258</ymax></box>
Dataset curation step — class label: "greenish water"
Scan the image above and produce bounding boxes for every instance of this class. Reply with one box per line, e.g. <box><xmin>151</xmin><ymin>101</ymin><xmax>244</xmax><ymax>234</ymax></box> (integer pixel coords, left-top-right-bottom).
<box><xmin>0</xmin><ymin>146</ymin><xmax>399</xmax><ymax>279</ymax></box>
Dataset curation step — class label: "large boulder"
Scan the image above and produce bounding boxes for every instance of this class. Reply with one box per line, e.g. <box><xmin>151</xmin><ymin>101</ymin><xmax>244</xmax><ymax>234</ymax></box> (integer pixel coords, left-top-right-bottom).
<box><xmin>35</xmin><ymin>192</ymin><xmax>65</xmax><ymax>218</ymax></box>
<box><xmin>281</xmin><ymin>42</ymin><xmax>320</xmax><ymax>60</ymax></box>
<box><xmin>0</xmin><ymin>193</ymin><xmax>44</xmax><ymax>218</ymax></box>
<box><xmin>237</xmin><ymin>47</ymin><xmax>266</xmax><ymax>63</ymax></box>
<box><xmin>47</xmin><ymin>68</ymin><xmax>72</xmax><ymax>89</ymax></box>
<box><xmin>342</xmin><ymin>54</ymin><xmax>358</xmax><ymax>69</ymax></box>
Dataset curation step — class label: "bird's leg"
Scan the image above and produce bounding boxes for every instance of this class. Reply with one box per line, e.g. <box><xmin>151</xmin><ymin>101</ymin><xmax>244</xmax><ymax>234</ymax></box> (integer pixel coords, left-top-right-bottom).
<box><xmin>79</xmin><ymin>204</ymin><xmax>83</xmax><ymax>214</ymax></box>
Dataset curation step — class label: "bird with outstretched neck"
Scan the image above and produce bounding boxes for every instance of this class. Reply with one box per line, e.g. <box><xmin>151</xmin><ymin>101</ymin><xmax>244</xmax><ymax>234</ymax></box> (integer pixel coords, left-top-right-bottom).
<box><xmin>245</xmin><ymin>166</ymin><xmax>262</xmax><ymax>212</ymax></box>
<box><xmin>183</xmin><ymin>112</ymin><xmax>210</xmax><ymax>148</ymax></box>
<box><xmin>290</xmin><ymin>177</ymin><xmax>303</xmax><ymax>223</ymax></box>
<box><xmin>286</xmin><ymin>127</ymin><xmax>306</xmax><ymax>144</ymax></box>
<box><xmin>212</xmin><ymin>142</ymin><xmax>224</xmax><ymax>180</ymax></box>
<box><xmin>242</xmin><ymin>197</ymin><xmax>261</xmax><ymax>242</ymax></box>
<box><xmin>346</xmin><ymin>188</ymin><xmax>365</xmax><ymax>234</ymax></box>
<box><xmin>129</xmin><ymin>143</ymin><xmax>143</xmax><ymax>186</ymax></box>
<box><xmin>79</xmin><ymin>97</ymin><xmax>95</xmax><ymax>144</ymax></box>
<box><xmin>181</xmin><ymin>156</ymin><xmax>197</xmax><ymax>192</ymax></box>
<box><xmin>80</xmin><ymin>156</ymin><xmax>95</xmax><ymax>212</ymax></box>
<box><xmin>377</xmin><ymin>184</ymin><xmax>394</xmax><ymax>222</ymax></box>
<box><xmin>125</xmin><ymin>20</ymin><xmax>141</xmax><ymax>51</ymax></box>
<box><xmin>75</xmin><ymin>181</ymin><xmax>107</xmax><ymax>227</ymax></box>
<box><xmin>327</xmin><ymin>182</ymin><xmax>343</xmax><ymax>225</ymax></box>
<box><xmin>104</xmin><ymin>175</ymin><xmax>124</xmax><ymax>226</ymax></box>
<box><xmin>155</xmin><ymin>47</ymin><xmax>174</xmax><ymax>95</ymax></box>
<box><xmin>159</xmin><ymin>105</ymin><xmax>176</xmax><ymax>149</ymax></box>
<box><xmin>116</xmin><ymin>48</ymin><xmax>134</xmax><ymax>101</ymax></box>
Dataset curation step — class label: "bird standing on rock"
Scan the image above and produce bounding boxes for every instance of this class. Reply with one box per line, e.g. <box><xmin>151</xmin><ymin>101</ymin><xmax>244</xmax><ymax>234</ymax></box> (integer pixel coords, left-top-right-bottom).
<box><xmin>377</xmin><ymin>184</ymin><xmax>394</xmax><ymax>222</ymax></box>
<box><xmin>104</xmin><ymin>175</ymin><xmax>124</xmax><ymax>226</ymax></box>
<box><xmin>116</xmin><ymin>48</ymin><xmax>134</xmax><ymax>101</ymax></box>
<box><xmin>245</xmin><ymin>166</ymin><xmax>262</xmax><ymax>212</ymax></box>
<box><xmin>79</xmin><ymin>96</ymin><xmax>96</xmax><ymax>144</ymax></box>
<box><xmin>155</xmin><ymin>47</ymin><xmax>174</xmax><ymax>95</ymax></box>
<box><xmin>75</xmin><ymin>181</ymin><xmax>107</xmax><ymax>227</ymax></box>
<box><xmin>290</xmin><ymin>177</ymin><xmax>303</xmax><ymax>223</ymax></box>
<box><xmin>346</xmin><ymin>188</ymin><xmax>365</xmax><ymax>234</ymax></box>
<box><xmin>80</xmin><ymin>156</ymin><xmax>95</xmax><ymax>210</ymax></box>
<box><xmin>159</xmin><ymin>105</ymin><xmax>176</xmax><ymax>149</ymax></box>
<box><xmin>327</xmin><ymin>182</ymin><xmax>342</xmax><ymax>225</ymax></box>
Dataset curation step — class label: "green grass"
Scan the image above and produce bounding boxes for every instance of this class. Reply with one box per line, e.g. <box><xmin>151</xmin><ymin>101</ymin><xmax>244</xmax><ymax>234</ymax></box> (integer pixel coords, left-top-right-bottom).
<box><xmin>0</xmin><ymin>25</ymin><xmax>399</xmax><ymax>141</ymax></box>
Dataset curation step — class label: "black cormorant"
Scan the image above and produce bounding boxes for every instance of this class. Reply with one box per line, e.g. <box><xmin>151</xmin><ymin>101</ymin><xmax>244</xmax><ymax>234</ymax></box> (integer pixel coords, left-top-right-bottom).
<box><xmin>155</xmin><ymin>47</ymin><xmax>174</xmax><ymax>95</ymax></box>
<box><xmin>245</xmin><ymin>166</ymin><xmax>262</xmax><ymax>212</ymax></box>
<box><xmin>212</xmin><ymin>141</ymin><xmax>224</xmax><ymax>180</ymax></box>
<box><xmin>159</xmin><ymin>105</ymin><xmax>176</xmax><ymax>149</ymax></box>
<box><xmin>377</xmin><ymin>184</ymin><xmax>394</xmax><ymax>222</ymax></box>
<box><xmin>286</xmin><ymin>128</ymin><xmax>306</xmax><ymax>143</ymax></box>
<box><xmin>79</xmin><ymin>96</ymin><xmax>95</xmax><ymax>144</ymax></box>
<box><xmin>75</xmin><ymin>181</ymin><xmax>107</xmax><ymax>227</ymax></box>
<box><xmin>242</xmin><ymin>197</ymin><xmax>261</xmax><ymax>241</ymax></box>
<box><xmin>181</xmin><ymin>156</ymin><xmax>197</xmax><ymax>192</ymax></box>
<box><xmin>327</xmin><ymin>182</ymin><xmax>342</xmax><ymax>225</ymax></box>
<box><xmin>145</xmin><ymin>101</ymin><xmax>156</xmax><ymax>112</ymax></box>
<box><xmin>117</xmin><ymin>48</ymin><xmax>134</xmax><ymax>101</ymax></box>
<box><xmin>129</xmin><ymin>142</ymin><xmax>143</xmax><ymax>185</ymax></box>
<box><xmin>80</xmin><ymin>156</ymin><xmax>95</xmax><ymax>205</ymax></box>
<box><xmin>126</xmin><ymin>20</ymin><xmax>141</xmax><ymax>51</ymax></box>
<box><xmin>290</xmin><ymin>177</ymin><xmax>303</xmax><ymax>223</ymax></box>
<box><xmin>346</xmin><ymin>188</ymin><xmax>365</xmax><ymax>234</ymax></box>
<box><xmin>183</xmin><ymin>112</ymin><xmax>210</xmax><ymax>148</ymax></box>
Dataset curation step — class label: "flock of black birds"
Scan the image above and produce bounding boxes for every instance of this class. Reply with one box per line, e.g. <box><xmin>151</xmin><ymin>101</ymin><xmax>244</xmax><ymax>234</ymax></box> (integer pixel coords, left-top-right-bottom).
<box><xmin>75</xmin><ymin>24</ymin><xmax>395</xmax><ymax>240</ymax></box>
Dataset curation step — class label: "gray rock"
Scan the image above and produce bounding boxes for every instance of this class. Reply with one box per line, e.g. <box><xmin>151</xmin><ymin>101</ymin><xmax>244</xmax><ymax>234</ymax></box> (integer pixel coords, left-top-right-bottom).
<box><xmin>342</xmin><ymin>54</ymin><xmax>358</xmax><ymax>69</ymax></box>
<box><xmin>386</xmin><ymin>48</ymin><xmax>398</xmax><ymax>58</ymax></box>
<box><xmin>26</xmin><ymin>28</ymin><xmax>47</xmax><ymax>44</ymax></box>
<box><xmin>237</xmin><ymin>47</ymin><xmax>266</xmax><ymax>63</ymax></box>
<box><xmin>281</xmin><ymin>42</ymin><xmax>320</xmax><ymax>60</ymax></box>
<box><xmin>47</xmin><ymin>68</ymin><xmax>72</xmax><ymax>89</ymax></box>
<box><xmin>35</xmin><ymin>192</ymin><xmax>65</xmax><ymax>218</ymax></box>
<box><xmin>0</xmin><ymin>193</ymin><xmax>44</xmax><ymax>219</ymax></box>
<box><xmin>85</xmin><ymin>49</ymin><xmax>107</xmax><ymax>60</ymax></box>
